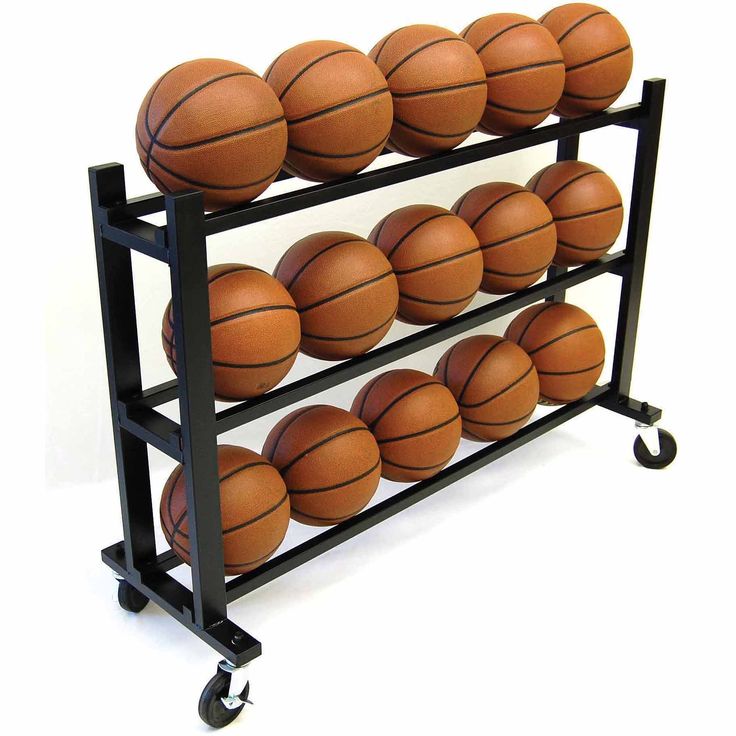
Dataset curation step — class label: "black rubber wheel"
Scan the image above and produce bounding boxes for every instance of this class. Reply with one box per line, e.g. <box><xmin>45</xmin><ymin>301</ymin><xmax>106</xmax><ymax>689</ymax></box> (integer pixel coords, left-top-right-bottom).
<box><xmin>117</xmin><ymin>580</ymin><xmax>149</xmax><ymax>613</ymax></box>
<box><xmin>198</xmin><ymin>671</ymin><xmax>250</xmax><ymax>729</ymax></box>
<box><xmin>633</xmin><ymin>428</ymin><xmax>677</xmax><ymax>469</ymax></box>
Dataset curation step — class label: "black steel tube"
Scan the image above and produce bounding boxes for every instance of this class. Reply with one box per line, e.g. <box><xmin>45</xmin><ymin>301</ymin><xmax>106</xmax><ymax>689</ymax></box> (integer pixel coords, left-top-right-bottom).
<box><xmin>166</xmin><ymin>191</ymin><xmax>229</xmax><ymax>629</ymax></box>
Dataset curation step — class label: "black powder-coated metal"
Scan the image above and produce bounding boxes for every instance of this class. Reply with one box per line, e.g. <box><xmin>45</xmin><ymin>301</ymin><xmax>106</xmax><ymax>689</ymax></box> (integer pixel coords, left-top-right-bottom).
<box><xmin>90</xmin><ymin>79</ymin><xmax>666</xmax><ymax>667</ymax></box>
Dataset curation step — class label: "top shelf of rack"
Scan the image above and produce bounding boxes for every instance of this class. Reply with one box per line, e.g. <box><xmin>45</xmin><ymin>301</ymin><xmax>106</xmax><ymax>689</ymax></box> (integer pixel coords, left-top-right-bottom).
<box><xmin>91</xmin><ymin>79</ymin><xmax>664</xmax><ymax>261</ymax></box>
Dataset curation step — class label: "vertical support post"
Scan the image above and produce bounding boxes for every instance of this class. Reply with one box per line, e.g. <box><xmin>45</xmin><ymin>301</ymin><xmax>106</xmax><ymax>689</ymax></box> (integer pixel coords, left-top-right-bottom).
<box><xmin>166</xmin><ymin>191</ymin><xmax>228</xmax><ymax>629</ymax></box>
<box><xmin>610</xmin><ymin>79</ymin><xmax>666</xmax><ymax>397</ymax></box>
<box><xmin>545</xmin><ymin>132</ymin><xmax>580</xmax><ymax>303</ymax></box>
<box><xmin>89</xmin><ymin>163</ymin><xmax>157</xmax><ymax>571</ymax></box>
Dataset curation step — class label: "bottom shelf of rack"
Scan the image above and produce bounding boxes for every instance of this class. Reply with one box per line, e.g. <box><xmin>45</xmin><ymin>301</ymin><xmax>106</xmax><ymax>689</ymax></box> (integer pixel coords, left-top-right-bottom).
<box><xmin>104</xmin><ymin>382</ymin><xmax>630</xmax><ymax>604</ymax></box>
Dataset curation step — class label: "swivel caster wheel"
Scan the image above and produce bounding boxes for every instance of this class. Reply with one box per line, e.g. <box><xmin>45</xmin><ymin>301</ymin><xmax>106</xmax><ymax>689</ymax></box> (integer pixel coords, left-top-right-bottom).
<box><xmin>117</xmin><ymin>579</ymin><xmax>149</xmax><ymax>613</ymax></box>
<box><xmin>199</xmin><ymin>660</ymin><xmax>252</xmax><ymax>729</ymax></box>
<box><xmin>634</xmin><ymin>426</ymin><xmax>677</xmax><ymax>469</ymax></box>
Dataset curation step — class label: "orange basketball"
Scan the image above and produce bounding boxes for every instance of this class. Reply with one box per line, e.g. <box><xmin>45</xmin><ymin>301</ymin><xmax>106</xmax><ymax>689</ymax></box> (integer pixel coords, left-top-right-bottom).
<box><xmin>274</xmin><ymin>232</ymin><xmax>398</xmax><ymax>360</ymax></box>
<box><xmin>369</xmin><ymin>204</ymin><xmax>482</xmax><ymax>324</ymax></box>
<box><xmin>136</xmin><ymin>59</ymin><xmax>287</xmax><ymax>211</ymax></box>
<box><xmin>160</xmin><ymin>444</ymin><xmax>290</xmax><ymax>576</ymax></box>
<box><xmin>453</xmin><ymin>182</ymin><xmax>556</xmax><ymax>293</ymax></box>
<box><xmin>351</xmin><ymin>369</ymin><xmax>462</xmax><ymax>482</ymax></box>
<box><xmin>504</xmin><ymin>302</ymin><xmax>605</xmax><ymax>404</ymax></box>
<box><xmin>540</xmin><ymin>3</ymin><xmax>633</xmax><ymax>117</ymax></box>
<box><xmin>434</xmin><ymin>335</ymin><xmax>539</xmax><ymax>440</ymax></box>
<box><xmin>264</xmin><ymin>40</ymin><xmax>393</xmax><ymax>180</ymax></box>
<box><xmin>527</xmin><ymin>161</ymin><xmax>623</xmax><ymax>266</ymax></box>
<box><xmin>263</xmin><ymin>405</ymin><xmax>381</xmax><ymax>526</ymax></box>
<box><xmin>461</xmin><ymin>14</ymin><xmax>565</xmax><ymax>135</ymax></box>
<box><xmin>368</xmin><ymin>24</ymin><xmax>486</xmax><ymax>156</ymax></box>
<box><xmin>162</xmin><ymin>264</ymin><xmax>301</xmax><ymax>401</ymax></box>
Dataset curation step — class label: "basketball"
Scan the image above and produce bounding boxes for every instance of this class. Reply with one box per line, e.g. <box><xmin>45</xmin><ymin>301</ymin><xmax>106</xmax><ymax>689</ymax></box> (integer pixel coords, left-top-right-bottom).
<box><xmin>160</xmin><ymin>444</ymin><xmax>290</xmax><ymax>576</ymax></box>
<box><xmin>135</xmin><ymin>59</ymin><xmax>287</xmax><ymax>211</ymax></box>
<box><xmin>461</xmin><ymin>14</ymin><xmax>565</xmax><ymax>135</ymax></box>
<box><xmin>351</xmin><ymin>369</ymin><xmax>462</xmax><ymax>482</ymax></box>
<box><xmin>527</xmin><ymin>160</ymin><xmax>623</xmax><ymax>266</ymax></box>
<box><xmin>453</xmin><ymin>182</ymin><xmax>556</xmax><ymax>293</ymax></box>
<box><xmin>162</xmin><ymin>264</ymin><xmax>300</xmax><ymax>401</ymax></box>
<box><xmin>264</xmin><ymin>40</ymin><xmax>393</xmax><ymax>180</ymax></box>
<box><xmin>263</xmin><ymin>405</ymin><xmax>381</xmax><ymax>526</ymax></box>
<box><xmin>369</xmin><ymin>205</ymin><xmax>482</xmax><ymax>324</ymax></box>
<box><xmin>504</xmin><ymin>302</ymin><xmax>605</xmax><ymax>404</ymax></box>
<box><xmin>434</xmin><ymin>335</ymin><xmax>539</xmax><ymax>441</ymax></box>
<box><xmin>368</xmin><ymin>24</ymin><xmax>486</xmax><ymax>157</ymax></box>
<box><xmin>274</xmin><ymin>232</ymin><xmax>398</xmax><ymax>360</ymax></box>
<box><xmin>540</xmin><ymin>3</ymin><xmax>633</xmax><ymax>117</ymax></box>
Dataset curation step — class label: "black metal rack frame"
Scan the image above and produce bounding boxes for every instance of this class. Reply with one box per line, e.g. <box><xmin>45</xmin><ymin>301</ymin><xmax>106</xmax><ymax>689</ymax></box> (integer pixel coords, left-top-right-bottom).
<box><xmin>90</xmin><ymin>78</ymin><xmax>665</xmax><ymax>667</ymax></box>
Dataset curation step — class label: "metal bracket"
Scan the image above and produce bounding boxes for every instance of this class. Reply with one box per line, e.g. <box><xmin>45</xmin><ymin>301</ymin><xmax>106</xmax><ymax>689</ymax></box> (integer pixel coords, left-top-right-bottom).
<box><xmin>218</xmin><ymin>660</ymin><xmax>252</xmax><ymax>710</ymax></box>
<box><xmin>636</xmin><ymin>422</ymin><xmax>661</xmax><ymax>456</ymax></box>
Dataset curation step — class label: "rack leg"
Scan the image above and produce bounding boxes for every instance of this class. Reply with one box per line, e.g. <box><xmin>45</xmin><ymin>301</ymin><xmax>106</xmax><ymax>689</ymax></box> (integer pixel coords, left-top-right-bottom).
<box><xmin>545</xmin><ymin>132</ymin><xmax>579</xmax><ymax>303</ymax></box>
<box><xmin>90</xmin><ymin>164</ymin><xmax>157</xmax><ymax>572</ymax></box>
<box><xmin>166</xmin><ymin>192</ymin><xmax>229</xmax><ymax>629</ymax></box>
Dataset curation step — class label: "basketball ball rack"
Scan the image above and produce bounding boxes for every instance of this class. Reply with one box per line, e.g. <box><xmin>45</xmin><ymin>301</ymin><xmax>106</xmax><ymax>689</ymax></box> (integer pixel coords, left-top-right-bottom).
<box><xmin>89</xmin><ymin>78</ymin><xmax>674</xmax><ymax>728</ymax></box>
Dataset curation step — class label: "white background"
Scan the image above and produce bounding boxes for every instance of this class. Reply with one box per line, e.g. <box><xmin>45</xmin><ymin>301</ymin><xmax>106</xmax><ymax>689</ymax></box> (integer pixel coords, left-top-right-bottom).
<box><xmin>8</xmin><ymin>0</ymin><xmax>735</xmax><ymax>733</ymax></box>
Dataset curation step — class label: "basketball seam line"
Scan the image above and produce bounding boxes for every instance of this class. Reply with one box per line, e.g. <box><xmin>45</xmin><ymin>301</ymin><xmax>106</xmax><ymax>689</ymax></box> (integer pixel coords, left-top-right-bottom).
<box><xmin>386</xmin><ymin>212</ymin><xmax>454</xmax><ymax>260</ymax></box>
<box><xmin>381</xmin><ymin>452</ymin><xmax>455</xmax><ymax>471</ymax></box>
<box><xmin>290</xmin><ymin>507</ymin><xmax>359</xmax><ymax>523</ymax></box>
<box><xmin>460</xmin><ymin>363</ymin><xmax>535</xmax><ymax>408</ymax></box>
<box><xmin>287</xmin><ymin>87</ymin><xmax>390</xmax><ymax>125</ymax></box>
<box><xmin>288</xmin><ymin>135</ymin><xmax>388</xmax><ymax>159</ymax></box>
<box><xmin>393</xmin><ymin>117</ymin><xmax>477</xmax><ymax>139</ymax></box>
<box><xmin>391</xmin><ymin>79</ymin><xmax>486</xmax><ymax>99</ymax></box>
<box><xmin>530</xmin><ymin>163</ymin><xmax>557</xmax><ymax>194</ymax></box>
<box><xmin>557</xmin><ymin>239</ymin><xmax>616</xmax><ymax>252</ymax></box>
<box><xmin>370</xmin><ymin>213</ymin><xmax>392</xmax><ymax>246</ymax></box>
<box><xmin>144</xmin><ymin>71</ymin><xmax>257</xmax><ymax>173</ymax></box>
<box><xmin>567</xmin><ymin>45</ymin><xmax>632</xmax><ymax>72</ymax></box>
<box><xmin>392</xmin><ymin>246</ymin><xmax>480</xmax><ymax>275</ymax></box>
<box><xmin>279</xmin><ymin>426</ymin><xmax>371</xmax><ymax>476</ymax></box>
<box><xmin>282</xmin><ymin>237</ymin><xmax>365</xmax><ymax>290</ymax></box>
<box><xmin>301</xmin><ymin>309</ymin><xmax>397</xmax><ymax>341</ymax></box>
<box><xmin>165</xmin><ymin>465</ymin><xmax>185</xmax><ymax>534</ymax></box>
<box><xmin>515</xmin><ymin>301</ymin><xmax>557</xmax><ymax>344</ymax></box>
<box><xmin>222</xmin><ymin>491</ymin><xmax>289</xmax><ymax>535</ymax></box>
<box><xmin>265</xmin><ymin>406</ymin><xmax>323</xmax><ymax>462</ymax></box>
<box><xmin>543</xmin><ymin>169</ymin><xmax>603</xmax><ymax>203</ymax></box>
<box><xmin>372</xmin><ymin>26</ymin><xmax>407</xmax><ymax>65</ymax></box>
<box><xmin>288</xmin><ymin>457</ymin><xmax>381</xmax><ymax>494</ymax></box>
<box><xmin>356</xmin><ymin>374</ymin><xmax>387</xmax><ymax>420</ymax></box>
<box><xmin>142</xmin><ymin>63</ymin><xmax>185</xmax><ymax>177</ymax></box>
<box><xmin>224</xmin><ymin>539</ymin><xmax>284</xmax><ymax>570</ymax></box>
<box><xmin>480</xmin><ymin>220</ymin><xmax>555</xmax><ymax>250</ymax></box>
<box><xmin>377</xmin><ymin>412</ymin><xmax>460</xmax><ymax>444</ymax></box>
<box><xmin>211</xmin><ymin>304</ymin><xmax>296</xmax><ymax>326</ymax></box>
<box><xmin>470</xmin><ymin>188</ymin><xmax>527</xmax><ymax>229</ymax></box>
<box><xmin>555</xmin><ymin>203</ymin><xmax>622</xmax><ymax>222</ymax></box>
<box><xmin>213</xmin><ymin>345</ymin><xmax>299</xmax><ymax>369</ymax></box>
<box><xmin>384</xmin><ymin>37</ymin><xmax>467</xmax><ymax>79</ymax></box>
<box><xmin>452</xmin><ymin>190</ymin><xmax>472</xmax><ymax>216</ymax></box>
<box><xmin>263</xmin><ymin>48</ymin><xmax>289</xmax><ymax>83</ymax></box>
<box><xmin>400</xmin><ymin>290</ymin><xmax>477</xmax><ymax>306</ymax></box>
<box><xmin>556</xmin><ymin>10</ymin><xmax>610</xmax><ymax>44</ymax></box>
<box><xmin>442</xmin><ymin>343</ymin><xmax>462</xmax><ymax>386</ymax></box>
<box><xmin>475</xmin><ymin>21</ymin><xmax>538</xmax><ymax>55</ymax></box>
<box><xmin>298</xmin><ymin>271</ymin><xmax>394</xmax><ymax>313</ymax></box>
<box><xmin>458</xmin><ymin>339</ymin><xmax>506</xmax><ymax>403</ymax></box>
<box><xmin>278</xmin><ymin>48</ymin><xmax>360</xmax><ymax>100</ymax></box>
<box><xmin>484</xmin><ymin>258</ymin><xmax>554</xmax><ymax>277</ymax></box>
<box><xmin>485</xmin><ymin>99</ymin><xmax>556</xmax><ymax>115</ymax></box>
<box><xmin>369</xmin><ymin>380</ymin><xmax>439</xmax><ymax>430</ymax></box>
<box><xmin>562</xmin><ymin>86</ymin><xmax>627</xmax><ymax>101</ymax></box>
<box><xmin>486</xmin><ymin>59</ymin><xmax>564</xmax><ymax>79</ymax></box>
<box><xmin>152</xmin><ymin>115</ymin><xmax>285</xmax><ymax>152</ymax></box>
<box><xmin>219</xmin><ymin>460</ymin><xmax>271</xmax><ymax>483</ymax></box>
<box><xmin>537</xmin><ymin>360</ymin><xmax>604</xmax><ymax>376</ymax></box>
<box><xmin>208</xmin><ymin>265</ymin><xmax>260</xmax><ymax>285</ymax></box>
<box><xmin>141</xmin><ymin>130</ymin><xmax>282</xmax><ymax>189</ymax></box>
<box><xmin>462</xmin><ymin>407</ymin><xmax>536</xmax><ymax>426</ymax></box>
<box><xmin>528</xmin><ymin>324</ymin><xmax>597</xmax><ymax>355</ymax></box>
